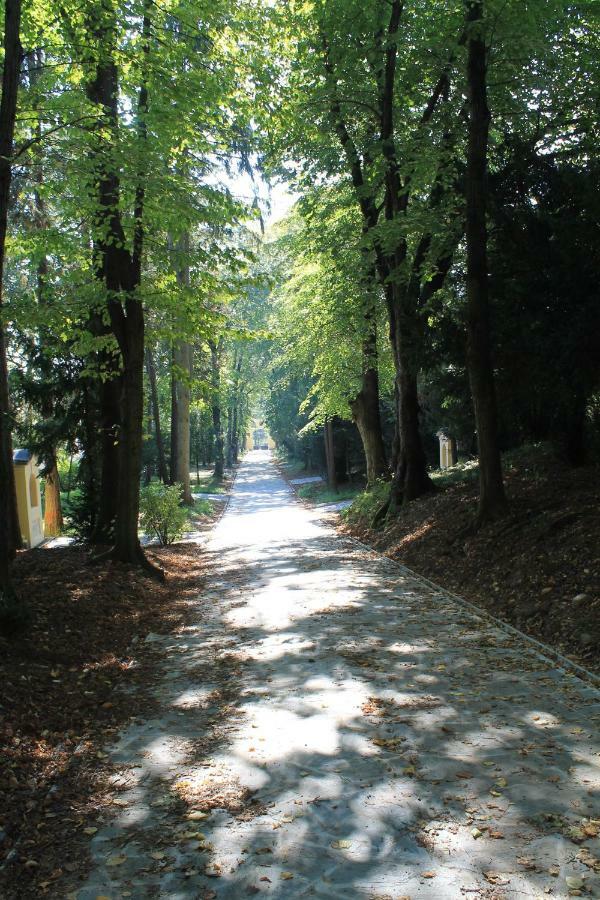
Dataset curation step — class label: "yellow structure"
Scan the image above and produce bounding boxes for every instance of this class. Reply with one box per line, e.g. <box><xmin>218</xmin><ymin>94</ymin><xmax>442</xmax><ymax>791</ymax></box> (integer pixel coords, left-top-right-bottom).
<box><xmin>13</xmin><ymin>449</ymin><xmax>44</xmax><ymax>549</ymax></box>
<box><xmin>246</xmin><ymin>419</ymin><xmax>275</xmax><ymax>452</ymax></box>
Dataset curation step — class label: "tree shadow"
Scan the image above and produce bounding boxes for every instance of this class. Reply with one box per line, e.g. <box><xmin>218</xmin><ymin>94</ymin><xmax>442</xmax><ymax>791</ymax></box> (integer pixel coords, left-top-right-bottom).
<box><xmin>72</xmin><ymin>457</ymin><xmax>600</xmax><ymax>899</ymax></box>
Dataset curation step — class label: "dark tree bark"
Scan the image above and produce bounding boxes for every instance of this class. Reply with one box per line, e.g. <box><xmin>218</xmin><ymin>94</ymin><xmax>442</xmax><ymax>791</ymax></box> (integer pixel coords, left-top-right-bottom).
<box><xmin>350</xmin><ymin>327</ymin><xmax>388</xmax><ymax>487</ymax></box>
<box><xmin>226</xmin><ymin>351</ymin><xmax>242</xmax><ymax>467</ymax></box>
<box><xmin>145</xmin><ymin>346</ymin><xmax>169</xmax><ymax>483</ymax></box>
<box><xmin>464</xmin><ymin>0</ymin><xmax>507</xmax><ymax>523</ymax></box>
<box><xmin>209</xmin><ymin>339</ymin><xmax>225</xmax><ymax>480</ymax></box>
<box><xmin>324</xmin><ymin>420</ymin><xmax>338</xmax><ymax>492</ymax></box>
<box><xmin>88</xmin><ymin>370</ymin><xmax>120</xmax><ymax>543</ymax></box>
<box><xmin>85</xmin><ymin>5</ymin><xmax>160</xmax><ymax>572</ymax></box>
<box><xmin>0</xmin><ymin>0</ymin><xmax>23</xmax><ymax>596</ymax></box>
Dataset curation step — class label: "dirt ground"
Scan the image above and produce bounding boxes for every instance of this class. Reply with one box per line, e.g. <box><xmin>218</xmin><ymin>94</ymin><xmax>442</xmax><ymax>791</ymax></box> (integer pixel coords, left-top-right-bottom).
<box><xmin>338</xmin><ymin>448</ymin><xmax>600</xmax><ymax>676</ymax></box>
<box><xmin>0</xmin><ymin>541</ymin><xmax>210</xmax><ymax>897</ymax></box>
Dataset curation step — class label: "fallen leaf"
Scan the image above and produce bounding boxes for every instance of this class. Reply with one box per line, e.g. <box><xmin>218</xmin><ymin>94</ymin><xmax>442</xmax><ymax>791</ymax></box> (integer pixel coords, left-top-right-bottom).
<box><xmin>484</xmin><ymin>872</ymin><xmax>509</xmax><ymax>885</ymax></box>
<box><xmin>421</xmin><ymin>871</ymin><xmax>436</xmax><ymax>878</ymax></box>
<box><xmin>281</xmin><ymin>872</ymin><xmax>294</xmax><ymax>880</ymax></box>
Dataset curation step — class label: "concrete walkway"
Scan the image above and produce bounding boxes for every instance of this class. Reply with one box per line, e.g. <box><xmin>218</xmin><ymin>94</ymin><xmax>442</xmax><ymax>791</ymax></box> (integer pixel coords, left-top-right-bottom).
<box><xmin>78</xmin><ymin>451</ymin><xmax>599</xmax><ymax>899</ymax></box>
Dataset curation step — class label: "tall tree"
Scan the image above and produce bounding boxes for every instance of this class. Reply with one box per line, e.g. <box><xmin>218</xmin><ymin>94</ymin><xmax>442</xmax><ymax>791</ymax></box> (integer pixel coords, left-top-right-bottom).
<box><xmin>83</xmin><ymin>0</ymin><xmax>154</xmax><ymax>568</ymax></box>
<box><xmin>170</xmin><ymin>233</ymin><xmax>193</xmax><ymax>505</ymax></box>
<box><xmin>0</xmin><ymin>0</ymin><xmax>23</xmax><ymax>596</ymax></box>
<box><xmin>464</xmin><ymin>0</ymin><xmax>506</xmax><ymax>523</ymax></box>
<box><xmin>208</xmin><ymin>338</ymin><xmax>225</xmax><ymax>480</ymax></box>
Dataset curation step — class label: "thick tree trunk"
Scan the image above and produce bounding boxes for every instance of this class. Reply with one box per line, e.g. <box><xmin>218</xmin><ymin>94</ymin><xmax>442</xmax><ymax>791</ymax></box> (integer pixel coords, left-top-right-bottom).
<box><xmin>112</xmin><ymin>337</ymin><xmax>146</xmax><ymax>561</ymax></box>
<box><xmin>145</xmin><ymin>345</ymin><xmax>169</xmax><ymax>483</ymax></box>
<box><xmin>350</xmin><ymin>330</ymin><xmax>387</xmax><ymax>486</ymax></box>
<box><xmin>209</xmin><ymin>340</ymin><xmax>224</xmax><ymax>480</ymax></box>
<box><xmin>383</xmin><ymin>285</ymin><xmax>433</xmax><ymax>509</ymax></box>
<box><xmin>324</xmin><ymin>420</ymin><xmax>338</xmax><ymax>492</ymax></box>
<box><xmin>89</xmin><ymin>373</ymin><xmax>120</xmax><ymax>543</ymax></box>
<box><xmin>464</xmin><ymin>0</ymin><xmax>506</xmax><ymax>524</ymax></box>
<box><xmin>43</xmin><ymin>456</ymin><xmax>63</xmax><ymax>537</ymax></box>
<box><xmin>0</xmin><ymin>0</ymin><xmax>23</xmax><ymax>596</ymax></box>
<box><xmin>85</xmin><ymin>5</ymin><xmax>159</xmax><ymax>573</ymax></box>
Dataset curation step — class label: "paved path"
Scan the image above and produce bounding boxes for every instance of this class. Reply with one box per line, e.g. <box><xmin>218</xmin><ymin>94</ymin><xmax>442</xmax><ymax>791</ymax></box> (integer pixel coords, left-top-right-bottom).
<box><xmin>79</xmin><ymin>452</ymin><xmax>599</xmax><ymax>899</ymax></box>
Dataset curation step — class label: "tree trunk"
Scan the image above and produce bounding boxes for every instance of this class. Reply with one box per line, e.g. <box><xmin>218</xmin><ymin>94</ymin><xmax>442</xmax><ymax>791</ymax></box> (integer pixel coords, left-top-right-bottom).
<box><xmin>169</xmin><ymin>233</ymin><xmax>193</xmax><ymax>503</ymax></box>
<box><xmin>145</xmin><ymin>345</ymin><xmax>169</xmax><ymax>483</ymax></box>
<box><xmin>350</xmin><ymin>327</ymin><xmax>388</xmax><ymax>486</ymax></box>
<box><xmin>226</xmin><ymin>351</ymin><xmax>242</xmax><ymax>467</ymax></box>
<box><xmin>324</xmin><ymin>420</ymin><xmax>338</xmax><ymax>492</ymax></box>
<box><xmin>89</xmin><ymin>373</ymin><xmax>120</xmax><ymax>543</ymax></box>
<box><xmin>170</xmin><ymin>349</ymin><xmax>178</xmax><ymax>484</ymax></box>
<box><xmin>112</xmin><ymin>336</ymin><xmax>146</xmax><ymax>561</ymax></box>
<box><xmin>383</xmin><ymin>284</ymin><xmax>433</xmax><ymax>509</ymax></box>
<box><xmin>464</xmin><ymin>0</ymin><xmax>506</xmax><ymax>524</ymax></box>
<box><xmin>85</xmin><ymin>5</ymin><xmax>159</xmax><ymax>572</ymax></box>
<box><xmin>44</xmin><ymin>456</ymin><xmax>63</xmax><ymax>537</ymax></box>
<box><xmin>172</xmin><ymin>340</ymin><xmax>192</xmax><ymax>503</ymax></box>
<box><xmin>0</xmin><ymin>0</ymin><xmax>23</xmax><ymax>597</ymax></box>
<box><xmin>209</xmin><ymin>340</ymin><xmax>224</xmax><ymax>480</ymax></box>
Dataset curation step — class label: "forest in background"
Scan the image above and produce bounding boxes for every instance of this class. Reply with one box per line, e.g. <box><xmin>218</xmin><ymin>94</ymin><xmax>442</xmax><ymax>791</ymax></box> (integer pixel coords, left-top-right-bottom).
<box><xmin>0</xmin><ymin>0</ymin><xmax>598</xmax><ymax>620</ymax></box>
<box><xmin>1</xmin><ymin>2</ymin><xmax>599</xmax><ymax>892</ymax></box>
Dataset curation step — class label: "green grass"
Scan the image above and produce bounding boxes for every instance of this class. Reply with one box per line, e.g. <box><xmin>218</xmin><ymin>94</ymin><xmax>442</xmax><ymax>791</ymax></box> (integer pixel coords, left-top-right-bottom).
<box><xmin>276</xmin><ymin>454</ymin><xmax>322</xmax><ymax>480</ymax></box>
<box><xmin>297</xmin><ymin>482</ymin><xmax>362</xmax><ymax>504</ymax></box>
<box><xmin>429</xmin><ymin>458</ymin><xmax>479</xmax><ymax>488</ymax></box>
<box><xmin>342</xmin><ymin>479</ymin><xmax>390</xmax><ymax>527</ymax></box>
<box><xmin>192</xmin><ymin>498</ymin><xmax>214</xmax><ymax>517</ymax></box>
<box><xmin>194</xmin><ymin>474</ymin><xmax>227</xmax><ymax>494</ymax></box>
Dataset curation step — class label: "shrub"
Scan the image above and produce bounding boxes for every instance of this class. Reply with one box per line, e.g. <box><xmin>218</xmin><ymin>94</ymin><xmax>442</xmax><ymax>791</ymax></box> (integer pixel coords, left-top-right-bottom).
<box><xmin>139</xmin><ymin>483</ymin><xmax>189</xmax><ymax>546</ymax></box>
<box><xmin>342</xmin><ymin>479</ymin><xmax>390</xmax><ymax>528</ymax></box>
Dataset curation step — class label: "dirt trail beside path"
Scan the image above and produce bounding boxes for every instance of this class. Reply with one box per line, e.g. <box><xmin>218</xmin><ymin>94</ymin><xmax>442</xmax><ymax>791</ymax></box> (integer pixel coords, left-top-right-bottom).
<box><xmin>68</xmin><ymin>451</ymin><xmax>599</xmax><ymax>899</ymax></box>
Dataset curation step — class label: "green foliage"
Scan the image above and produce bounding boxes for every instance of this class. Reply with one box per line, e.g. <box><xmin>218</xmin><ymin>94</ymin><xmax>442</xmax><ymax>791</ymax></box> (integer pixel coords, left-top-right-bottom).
<box><xmin>193</xmin><ymin>498</ymin><xmax>214</xmax><ymax>517</ymax></box>
<box><xmin>297</xmin><ymin>483</ymin><xmax>361</xmax><ymax>503</ymax></box>
<box><xmin>342</xmin><ymin>480</ymin><xmax>391</xmax><ymax>528</ymax></box>
<box><xmin>139</xmin><ymin>484</ymin><xmax>190</xmax><ymax>546</ymax></box>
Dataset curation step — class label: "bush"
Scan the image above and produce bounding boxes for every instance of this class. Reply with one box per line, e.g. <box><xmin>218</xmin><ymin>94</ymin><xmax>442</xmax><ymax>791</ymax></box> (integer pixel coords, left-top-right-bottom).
<box><xmin>139</xmin><ymin>483</ymin><xmax>189</xmax><ymax>546</ymax></box>
<box><xmin>342</xmin><ymin>479</ymin><xmax>390</xmax><ymax>528</ymax></box>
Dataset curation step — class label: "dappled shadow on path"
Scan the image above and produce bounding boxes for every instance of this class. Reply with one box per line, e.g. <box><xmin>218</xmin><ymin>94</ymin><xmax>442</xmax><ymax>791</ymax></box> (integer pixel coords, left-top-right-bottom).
<box><xmin>75</xmin><ymin>453</ymin><xmax>600</xmax><ymax>900</ymax></box>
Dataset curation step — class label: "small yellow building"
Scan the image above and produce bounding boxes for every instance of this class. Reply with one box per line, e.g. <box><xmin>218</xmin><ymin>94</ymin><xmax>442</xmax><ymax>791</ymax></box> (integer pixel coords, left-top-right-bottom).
<box><xmin>245</xmin><ymin>420</ymin><xmax>275</xmax><ymax>452</ymax></box>
<box><xmin>13</xmin><ymin>449</ymin><xmax>44</xmax><ymax>549</ymax></box>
